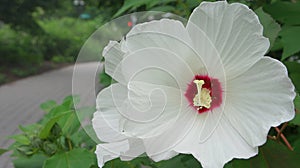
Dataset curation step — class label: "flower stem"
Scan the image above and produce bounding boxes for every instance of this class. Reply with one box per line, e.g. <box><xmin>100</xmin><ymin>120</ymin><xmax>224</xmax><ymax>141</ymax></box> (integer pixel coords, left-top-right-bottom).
<box><xmin>276</xmin><ymin>122</ymin><xmax>288</xmax><ymax>139</ymax></box>
<box><xmin>274</xmin><ymin>127</ymin><xmax>293</xmax><ymax>151</ymax></box>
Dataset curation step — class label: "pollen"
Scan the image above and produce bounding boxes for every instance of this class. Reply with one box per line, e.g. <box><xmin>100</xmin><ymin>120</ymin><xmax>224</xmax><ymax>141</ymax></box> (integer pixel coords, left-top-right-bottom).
<box><xmin>193</xmin><ymin>80</ymin><xmax>212</xmax><ymax>109</ymax></box>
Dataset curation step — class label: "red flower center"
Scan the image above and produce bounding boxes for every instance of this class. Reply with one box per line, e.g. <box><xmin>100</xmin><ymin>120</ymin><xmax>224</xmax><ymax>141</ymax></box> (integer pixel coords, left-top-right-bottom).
<box><xmin>185</xmin><ymin>75</ymin><xmax>222</xmax><ymax>113</ymax></box>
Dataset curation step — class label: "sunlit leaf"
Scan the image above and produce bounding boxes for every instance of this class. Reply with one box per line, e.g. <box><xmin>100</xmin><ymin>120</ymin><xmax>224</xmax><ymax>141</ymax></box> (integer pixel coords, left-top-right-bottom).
<box><xmin>39</xmin><ymin>111</ymin><xmax>71</xmax><ymax>139</ymax></box>
<box><xmin>62</xmin><ymin>95</ymin><xmax>80</xmax><ymax>108</ymax></box>
<box><xmin>57</xmin><ymin>111</ymin><xmax>81</xmax><ymax>137</ymax></box>
<box><xmin>40</xmin><ymin>100</ymin><xmax>57</xmax><ymax>113</ymax></box>
<box><xmin>41</xmin><ymin>105</ymin><xmax>70</xmax><ymax>124</ymax></box>
<box><xmin>9</xmin><ymin>134</ymin><xmax>31</xmax><ymax>145</ymax></box>
<box><xmin>19</xmin><ymin>124</ymin><xmax>40</xmax><ymax>134</ymax></box>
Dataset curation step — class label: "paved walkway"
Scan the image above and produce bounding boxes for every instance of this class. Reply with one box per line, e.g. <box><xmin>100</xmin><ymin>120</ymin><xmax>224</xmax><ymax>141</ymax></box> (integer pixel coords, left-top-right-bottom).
<box><xmin>0</xmin><ymin>62</ymin><xmax>101</xmax><ymax>167</ymax></box>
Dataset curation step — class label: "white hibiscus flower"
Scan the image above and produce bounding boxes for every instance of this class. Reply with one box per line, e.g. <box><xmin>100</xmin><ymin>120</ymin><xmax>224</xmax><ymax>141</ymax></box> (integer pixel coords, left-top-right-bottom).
<box><xmin>92</xmin><ymin>1</ymin><xmax>295</xmax><ymax>168</ymax></box>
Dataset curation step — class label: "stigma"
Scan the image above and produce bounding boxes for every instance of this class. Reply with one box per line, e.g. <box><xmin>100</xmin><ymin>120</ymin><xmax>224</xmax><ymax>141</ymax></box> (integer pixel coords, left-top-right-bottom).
<box><xmin>193</xmin><ymin>80</ymin><xmax>212</xmax><ymax>110</ymax></box>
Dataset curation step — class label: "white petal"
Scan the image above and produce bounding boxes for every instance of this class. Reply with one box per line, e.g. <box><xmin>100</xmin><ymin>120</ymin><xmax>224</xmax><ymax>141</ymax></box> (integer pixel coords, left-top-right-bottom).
<box><xmin>95</xmin><ymin>141</ymin><xmax>129</xmax><ymax>168</ymax></box>
<box><xmin>187</xmin><ymin>1</ymin><xmax>270</xmax><ymax>80</ymax></box>
<box><xmin>174</xmin><ymin>116</ymin><xmax>258</xmax><ymax>168</ymax></box>
<box><xmin>103</xmin><ymin>40</ymin><xmax>127</xmax><ymax>84</ymax></box>
<box><xmin>127</xmin><ymin>19</ymin><xmax>191</xmax><ymax>46</ymax></box>
<box><xmin>95</xmin><ymin>139</ymin><xmax>145</xmax><ymax>167</ymax></box>
<box><xmin>119</xmin><ymin>81</ymin><xmax>182</xmax><ymax>138</ymax></box>
<box><xmin>92</xmin><ymin>83</ymin><xmax>128</xmax><ymax>142</ymax></box>
<box><xmin>125</xmin><ymin>19</ymin><xmax>207</xmax><ymax>78</ymax></box>
<box><xmin>198</xmin><ymin>104</ymin><xmax>225</xmax><ymax>143</ymax></box>
<box><xmin>120</xmin><ymin>138</ymin><xmax>146</xmax><ymax>161</ymax></box>
<box><xmin>143</xmin><ymin>104</ymin><xmax>198</xmax><ymax>158</ymax></box>
<box><xmin>225</xmin><ymin>57</ymin><xmax>295</xmax><ymax>147</ymax></box>
<box><xmin>120</xmin><ymin>47</ymin><xmax>195</xmax><ymax>90</ymax></box>
<box><xmin>93</xmin><ymin>80</ymin><xmax>186</xmax><ymax>141</ymax></box>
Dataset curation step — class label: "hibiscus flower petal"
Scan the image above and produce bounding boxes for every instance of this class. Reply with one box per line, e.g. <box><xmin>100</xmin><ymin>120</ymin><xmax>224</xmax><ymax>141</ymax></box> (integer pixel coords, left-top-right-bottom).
<box><xmin>187</xmin><ymin>1</ymin><xmax>270</xmax><ymax>80</ymax></box>
<box><xmin>103</xmin><ymin>40</ymin><xmax>127</xmax><ymax>84</ymax></box>
<box><xmin>225</xmin><ymin>57</ymin><xmax>295</xmax><ymax>147</ymax></box>
<box><xmin>92</xmin><ymin>83</ymin><xmax>128</xmax><ymax>142</ymax></box>
<box><xmin>120</xmin><ymin>47</ymin><xmax>195</xmax><ymax>90</ymax></box>
<box><xmin>125</xmin><ymin>19</ymin><xmax>207</xmax><ymax>78</ymax></box>
<box><xmin>142</xmin><ymin>105</ymin><xmax>198</xmax><ymax>159</ymax></box>
<box><xmin>174</xmin><ymin>115</ymin><xmax>258</xmax><ymax>167</ymax></box>
<box><xmin>93</xmin><ymin>80</ymin><xmax>186</xmax><ymax>141</ymax></box>
<box><xmin>93</xmin><ymin>82</ymin><xmax>187</xmax><ymax>166</ymax></box>
<box><xmin>95</xmin><ymin>141</ymin><xmax>129</xmax><ymax>168</ymax></box>
<box><xmin>119</xmin><ymin>81</ymin><xmax>183</xmax><ymax>138</ymax></box>
<box><xmin>95</xmin><ymin>138</ymin><xmax>147</xmax><ymax>167</ymax></box>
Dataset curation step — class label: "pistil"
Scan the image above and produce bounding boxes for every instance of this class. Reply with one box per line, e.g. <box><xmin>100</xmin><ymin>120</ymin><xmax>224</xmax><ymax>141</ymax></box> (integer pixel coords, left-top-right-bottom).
<box><xmin>193</xmin><ymin>80</ymin><xmax>212</xmax><ymax>110</ymax></box>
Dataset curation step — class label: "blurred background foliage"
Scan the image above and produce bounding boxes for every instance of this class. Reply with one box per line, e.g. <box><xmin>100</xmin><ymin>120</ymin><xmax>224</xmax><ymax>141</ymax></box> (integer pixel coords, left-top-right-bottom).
<box><xmin>0</xmin><ymin>0</ymin><xmax>121</xmax><ymax>84</ymax></box>
<box><xmin>1</xmin><ymin>0</ymin><xmax>300</xmax><ymax>167</ymax></box>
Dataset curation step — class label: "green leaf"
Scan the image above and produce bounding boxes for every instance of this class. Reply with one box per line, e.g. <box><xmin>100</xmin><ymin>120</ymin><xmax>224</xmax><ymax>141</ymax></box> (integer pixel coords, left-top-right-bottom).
<box><xmin>186</xmin><ymin>0</ymin><xmax>202</xmax><ymax>9</ymax></box>
<box><xmin>9</xmin><ymin>134</ymin><xmax>31</xmax><ymax>145</ymax></box>
<box><xmin>255</xmin><ymin>7</ymin><xmax>281</xmax><ymax>50</ymax></box>
<box><xmin>289</xmin><ymin>73</ymin><xmax>300</xmax><ymax>93</ymax></box>
<box><xmin>104</xmin><ymin>157</ymin><xmax>153</xmax><ymax>168</ymax></box>
<box><xmin>280</xmin><ymin>26</ymin><xmax>300</xmax><ymax>60</ymax></box>
<box><xmin>264</xmin><ymin>1</ymin><xmax>300</xmax><ymax>26</ymax></box>
<box><xmin>225</xmin><ymin>140</ymin><xmax>300</xmax><ymax>168</ymax></box>
<box><xmin>39</xmin><ymin>111</ymin><xmax>71</xmax><ymax>139</ymax></box>
<box><xmin>43</xmin><ymin>149</ymin><xmax>96</xmax><ymax>168</ymax></box>
<box><xmin>76</xmin><ymin>106</ymin><xmax>96</xmax><ymax>122</ymax></box>
<box><xmin>285</xmin><ymin>61</ymin><xmax>300</xmax><ymax>93</ymax></box>
<box><xmin>284</xmin><ymin>61</ymin><xmax>300</xmax><ymax>75</ymax></box>
<box><xmin>0</xmin><ymin>148</ymin><xmax>8</xmax><ymax>156</ymax></box>
<box><xmin>19</xmin><ymin>124</ymin><xmax>41</xmax><ymax>135</ymax></box>
<box><xmin>295</xmin><ymin>94</ymin><xmax>300</xmax><ymax>112</ymax></box>
<box><xmin>147</xmin><ymin>0</ymin><xmax>177</xmax><ymax>9</ymax></box>
<box><xmin>153</xmin><ymin>154</ymin><xmax>201</xmax><ymax>168</ymax></box>
<box><xmin>41</xmin><ymin>105</ymin><xmax>70</xmax><ymax>124</ymax></box>
<box><xmin>271</xmin><ymin>38</ymin><xmax>283</xmax><ymax>51</ymax></box>
<box><xmin>16</xmin><ymin>145</ymin><xmax>38</xmax><ymax>156</ymax></box>
<box><xmin>71</xmin><ymin>125</ymin><xmax>99</xmax><ymax>146</ymax></box>
<box><xmin>13</xmin><ymin>154</ymin><xmax>48</xmax><ymax>168</ymax></box>
<box><xmin>40</xmin><ymin>100</ymin><xmax>57</xmax><ymax>113</ymax></box>
<box><xmin>42</xmin><ymin>141</ymin><xmax>58</xmax><ymax>156</ymax></box>
<box><xmin>99</xmin><ymin>71</ymin><xmax>114</xmax><ymax>87</ymax></box>
<box><xmin>57</xmin><ymin>111</ymin><xmax>81</xmax><ymax>137</ymax></box>
<box><xmin>293</xmin><ymin>138</ymin><xmax>300</xmax><ymax>153</ymax></box>
<box><xmin>62</xmin><ymin>95</ymin><xmax>80</xmax><ymax>108</ymax></box>
<box><xmin>292</xmin><ymin>95</ymin><xmax>300</xmax><ymax>125</ymax></box>
<box><xmin>148</xmin><ymin>6</ymin><xmax>176</xmax><ymax>12</ymax></box>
